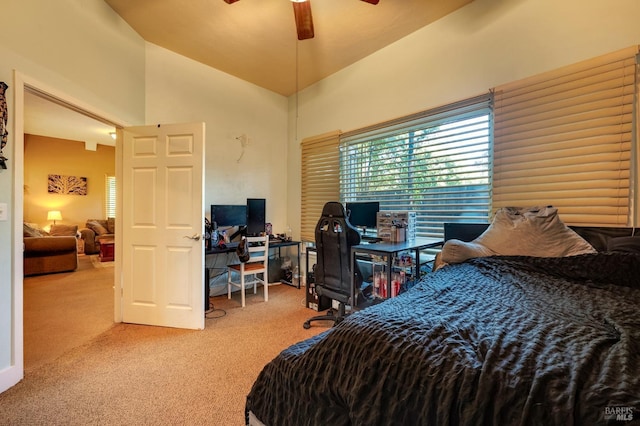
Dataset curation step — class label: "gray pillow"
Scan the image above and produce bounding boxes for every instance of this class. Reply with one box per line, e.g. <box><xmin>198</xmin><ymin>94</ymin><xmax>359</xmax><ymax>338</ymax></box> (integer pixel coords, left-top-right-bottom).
<box><xmin>107</xmin><ymin>217</ymin><xmax>115</xmax><ymax>234</ymax></box>
<box><xmin>441</xmin><ymin>206</ymin><xmax>596</xmax><ymax>264</ymax></box>
<box><xmin>87</xmin><ymin>220</ymin><xmax>109</xmax><ymax>235</ymax></box>
<box><xmin>439</xmin><ymin>239</ymin><xmax>495</xmax><ymax>264</ymax></box>
<box><xmin>50</xmin><ymin>224</ymin><xmax>79</xmax><ymax>236</ymax></box>
<box><xmin>23</xmin><ymin>222</ymin><xmax>47</xmax><ymax>237</ymax></box>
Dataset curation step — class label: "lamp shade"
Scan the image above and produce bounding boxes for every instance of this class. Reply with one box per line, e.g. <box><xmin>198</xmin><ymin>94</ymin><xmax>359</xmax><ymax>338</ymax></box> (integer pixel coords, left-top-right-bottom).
<box><xmin>47</xmin><ymin>210</ymin><xmax>62</xmax><ymax>221</ymax></box>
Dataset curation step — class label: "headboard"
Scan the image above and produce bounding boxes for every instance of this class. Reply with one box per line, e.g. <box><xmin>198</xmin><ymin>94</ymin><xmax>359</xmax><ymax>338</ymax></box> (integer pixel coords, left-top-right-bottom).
<box><xmin>443</xmin><ymin>223</ymin><xmax>636</xmax><ymax>252</ymax></box>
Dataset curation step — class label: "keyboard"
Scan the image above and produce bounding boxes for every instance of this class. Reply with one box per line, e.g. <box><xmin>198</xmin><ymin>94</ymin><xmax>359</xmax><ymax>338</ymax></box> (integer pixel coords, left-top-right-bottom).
<box><xmin>361</xmin><ymin>236</ymin><xmax>382</xmax><ymax>243</ymax></box>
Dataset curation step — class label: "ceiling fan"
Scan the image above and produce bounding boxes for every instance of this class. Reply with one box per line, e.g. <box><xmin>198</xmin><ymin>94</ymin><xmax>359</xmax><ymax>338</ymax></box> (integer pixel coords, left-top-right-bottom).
<box><xmin>223</xmin><ymin>0</ymin><xmax>380</xmax><ymax>40</ymax></box>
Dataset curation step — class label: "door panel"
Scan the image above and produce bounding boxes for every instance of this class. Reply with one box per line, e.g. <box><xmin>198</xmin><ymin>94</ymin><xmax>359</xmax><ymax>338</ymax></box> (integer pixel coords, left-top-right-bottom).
<box><xmin>121</xmin><ymin>122</ymin><xmax>205</xmax><ymax>330</ymax></box>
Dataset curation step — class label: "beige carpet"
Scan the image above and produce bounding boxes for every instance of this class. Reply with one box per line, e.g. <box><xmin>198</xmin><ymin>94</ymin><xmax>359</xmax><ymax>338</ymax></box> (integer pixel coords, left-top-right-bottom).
<box><xmin>23</xmin><ymin>254</ymin><xmax>115</xmax><ymax>372</ymax></box>
<box><xmin>5</xmin><ymin>257</ymin><xmax>327</xmax><ymax>425</ymax></box>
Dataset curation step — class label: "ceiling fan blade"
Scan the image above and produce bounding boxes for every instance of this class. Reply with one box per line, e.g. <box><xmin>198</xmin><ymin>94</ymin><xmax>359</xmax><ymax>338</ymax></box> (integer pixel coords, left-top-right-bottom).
<box><xmin>361</xmin><ymin>0</ymin><xmax>380</xmax><ymax>4</ymax></box>
<box><xmin>292</xmin><ymin>1</ymin><xmax>314</xmax><ymax>40</ymax></box>
<box><xmin>223</xmin><ymin>0</ymin><xmax>240</xmax><ymax>4</ymax></box>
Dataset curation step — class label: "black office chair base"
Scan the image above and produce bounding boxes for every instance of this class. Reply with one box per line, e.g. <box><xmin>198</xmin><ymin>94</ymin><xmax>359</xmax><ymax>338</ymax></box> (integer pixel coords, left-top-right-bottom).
<box><xmin>303</xmin><ymin>304</ymin><xmax>347</xmax><ymax>329</ymax></box>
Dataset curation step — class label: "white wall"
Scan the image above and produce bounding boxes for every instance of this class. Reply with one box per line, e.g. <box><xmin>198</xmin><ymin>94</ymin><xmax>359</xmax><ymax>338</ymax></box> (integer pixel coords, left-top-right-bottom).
<box><xmin>145</xmin><ymin>44</ymin><xmax>289</xmax><ymax>233</ymax></box>
<box><xmin>0</xmin><ymin>0</ymin><xmax>145</xmax><ymax>392</ymax></box>
<box><xmin>286</xmin><ymin>0</ymin><xmax>640</xmax><ymax>239</ymax></box>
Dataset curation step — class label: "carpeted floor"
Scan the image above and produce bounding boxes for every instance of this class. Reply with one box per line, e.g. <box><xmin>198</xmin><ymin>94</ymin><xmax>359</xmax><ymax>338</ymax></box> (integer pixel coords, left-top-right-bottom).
<box><xmin>23</xmin><ymin>254</ymin><xmax>115</xmax><ymax>372</ymax></box>
<box><xmin>5</xmin><ymin>256</ymin><xmax>327</xmax><ymax>425</ymax></box>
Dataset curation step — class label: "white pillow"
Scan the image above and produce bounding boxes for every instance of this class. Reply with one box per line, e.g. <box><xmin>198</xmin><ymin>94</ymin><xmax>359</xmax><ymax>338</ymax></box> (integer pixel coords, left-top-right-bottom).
<box><xmin>441</xmin><ymin>206</ymin><xmax>596</xmax><ymax>264</ymax></box>
<box><xmin>439</xmin><ymin>240</ymin><xmax>496</xmax><ymax>265</ymax></box>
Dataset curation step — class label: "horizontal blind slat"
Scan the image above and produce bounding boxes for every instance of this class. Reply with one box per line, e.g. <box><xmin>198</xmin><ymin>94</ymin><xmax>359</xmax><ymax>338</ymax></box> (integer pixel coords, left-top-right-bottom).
<box><xmin>494</xmin><ymin>46</ymin><xmax>638</xmax><ymax>94</ymax></box>
<box><xmin>492</xmin><ymin>45</ymin><xmax>638</xmax><ymax>226</ymax></box>
<box><xmin>301</xmin><ymin>131</ymin><xmax>341</xmax><ymax>241</ymax></box>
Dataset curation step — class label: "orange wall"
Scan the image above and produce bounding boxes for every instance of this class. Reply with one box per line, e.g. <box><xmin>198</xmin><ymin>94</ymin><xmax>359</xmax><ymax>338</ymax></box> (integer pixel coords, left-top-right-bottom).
<box><xmin>24</xmin><ymin>134</ymin><xmax>115</xmax><ymax>230</ymax></box>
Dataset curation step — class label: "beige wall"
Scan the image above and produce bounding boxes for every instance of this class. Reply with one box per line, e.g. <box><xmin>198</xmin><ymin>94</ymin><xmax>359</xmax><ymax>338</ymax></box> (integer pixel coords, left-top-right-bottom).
<box><xmin>24</xmin><ymin>135</ymin><xmax>115</xmax><ymax>229</ymax></box>
<box><xmin>145</xmin><ymin>43</ymin><xmax>290</xmax><ymax>234</ymax></box>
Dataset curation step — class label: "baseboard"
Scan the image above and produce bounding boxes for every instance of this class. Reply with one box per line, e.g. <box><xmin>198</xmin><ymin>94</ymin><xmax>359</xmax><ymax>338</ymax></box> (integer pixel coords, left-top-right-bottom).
<box><xmin>0</xmin><ymin>364</ymin><xmax>23</xmax><ymax>394</ymax></box>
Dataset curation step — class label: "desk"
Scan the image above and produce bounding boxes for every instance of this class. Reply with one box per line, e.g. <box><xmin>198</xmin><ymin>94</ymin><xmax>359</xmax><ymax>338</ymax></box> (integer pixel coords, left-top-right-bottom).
<box><xmin>204</xmin><ymin>240</ymin><xmax>301</xmax><ymax>310</ymax></box>
<box><xmin>351</xmin><ymin>237</ymin><xmax>443</xmax><ymax>308</ymax></box>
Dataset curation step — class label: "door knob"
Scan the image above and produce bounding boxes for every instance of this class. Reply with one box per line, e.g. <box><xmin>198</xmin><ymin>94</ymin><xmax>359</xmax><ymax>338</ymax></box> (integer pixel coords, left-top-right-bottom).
<box><xmin>184</xmin><ymin>234</ymin><xmax>201</xmax><ymax>241</ymax></box>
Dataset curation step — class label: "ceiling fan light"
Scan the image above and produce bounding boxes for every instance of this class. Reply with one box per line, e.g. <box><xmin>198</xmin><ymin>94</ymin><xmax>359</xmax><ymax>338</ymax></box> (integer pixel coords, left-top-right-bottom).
<box><xmin>291</xmin><ymin>0</ymin><xmax>308</xmax><ymax>3</ymax></box>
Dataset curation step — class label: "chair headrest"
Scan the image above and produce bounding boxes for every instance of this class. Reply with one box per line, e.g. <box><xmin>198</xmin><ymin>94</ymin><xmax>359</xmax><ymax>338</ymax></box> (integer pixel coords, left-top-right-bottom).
<box><xmin>321</xmin><ymin>202</ymin><xmax>347</xmax><ymax>218</ymax></box>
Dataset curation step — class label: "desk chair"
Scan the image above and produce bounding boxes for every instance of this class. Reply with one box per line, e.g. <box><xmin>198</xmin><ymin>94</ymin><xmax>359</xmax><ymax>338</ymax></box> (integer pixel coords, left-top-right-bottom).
<box><xmin>303</xmin><ymin>202</ymin><xmax>361</xmax><ymax>329</ymax></box>
<box><xmin>227</xmin><ymin>235</ymin><xmax>270</xmax><ymax>307</ymax></box>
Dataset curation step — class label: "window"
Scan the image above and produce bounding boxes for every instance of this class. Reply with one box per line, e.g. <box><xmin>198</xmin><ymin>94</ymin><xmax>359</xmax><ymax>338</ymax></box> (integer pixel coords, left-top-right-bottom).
<box><xmin>105</xmin><ymin>175</ymin><xmax>116</xmax><ymax>218</ymax></box>
<box><xmin>340</xmin><ymin>93</ymin><xmax>493</xmax><ymax>239</ymax></box>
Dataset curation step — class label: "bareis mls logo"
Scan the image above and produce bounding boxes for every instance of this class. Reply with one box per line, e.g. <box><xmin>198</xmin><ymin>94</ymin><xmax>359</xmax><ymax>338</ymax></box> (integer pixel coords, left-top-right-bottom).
<box><xmin>604</xmin><ymin>406</ymin><xmax>634</xmax><ymax>422</ymax></box>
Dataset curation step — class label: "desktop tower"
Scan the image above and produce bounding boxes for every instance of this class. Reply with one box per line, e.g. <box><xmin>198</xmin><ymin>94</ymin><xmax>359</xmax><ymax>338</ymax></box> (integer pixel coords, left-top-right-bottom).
<box><xmin>305</xmin><ymin>262</ymin><xmax>331</xmax><ymax>311</ymax></box>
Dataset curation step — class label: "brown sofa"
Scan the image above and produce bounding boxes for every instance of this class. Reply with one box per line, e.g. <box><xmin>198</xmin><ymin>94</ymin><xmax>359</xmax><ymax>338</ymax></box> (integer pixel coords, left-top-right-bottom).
<box><xmin>80</xmin><ymin>218</ymin><xmax>115</xmax><ymax>254</ymax></box>
<box><xmin>23</xmin><ymin>223</ymin><xmax>78</xmax><ymax>276</ymax></box>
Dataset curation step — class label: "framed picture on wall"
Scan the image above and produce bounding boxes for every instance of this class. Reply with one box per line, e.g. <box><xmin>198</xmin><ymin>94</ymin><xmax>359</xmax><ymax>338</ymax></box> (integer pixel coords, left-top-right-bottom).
<box><xmin>48</xmin><ymin>174</ymin><xmax>88</xmax><ymax>195</ymax></box>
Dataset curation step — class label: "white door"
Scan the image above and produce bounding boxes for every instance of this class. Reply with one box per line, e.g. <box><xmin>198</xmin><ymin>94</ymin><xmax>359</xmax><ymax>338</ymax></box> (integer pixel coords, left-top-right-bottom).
<box><xmin>121</xmin><ymin>122</ymin><xmax>205</xmax><ymax>330</ymax></box>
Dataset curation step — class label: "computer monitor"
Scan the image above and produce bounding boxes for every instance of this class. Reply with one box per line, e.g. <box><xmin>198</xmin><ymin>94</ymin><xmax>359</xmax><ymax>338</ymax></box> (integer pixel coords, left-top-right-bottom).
<box><xmin>345</xmin><ymin>201</ymin><xmax>380</xmax><ymax>234</ymax></box>
<box><xmin>210</xmin><ymin>204</ymin><xmax>247</xmax><ymax>227</ymax></box>
<box><xmin>246</xmin><ymin>198</ymin><xmax>266</xmax><ymax>236</ymax></box>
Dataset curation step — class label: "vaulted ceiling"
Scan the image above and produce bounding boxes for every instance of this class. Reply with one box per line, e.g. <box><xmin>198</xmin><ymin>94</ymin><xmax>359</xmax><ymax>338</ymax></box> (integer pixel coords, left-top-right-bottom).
<box><xmin>25</xmin><ymin>0</ymin><xmax>474</xmax><ymax>147</ymax></box>
<box><xmin>105</xmin><ymin>0</ymin><xmax>473</xmax><ymax>96</ymax></box>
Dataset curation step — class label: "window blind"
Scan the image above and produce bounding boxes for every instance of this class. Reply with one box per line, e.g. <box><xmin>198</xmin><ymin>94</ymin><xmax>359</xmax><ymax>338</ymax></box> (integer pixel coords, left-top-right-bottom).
<box><xmin>300</xmin><ymin>131</ymin><xmax>341</xmax><ymax>242</ymax></box>
<box><xmin>105</xmin><ymin>175</ymin><xmax>116</xmax><ymax>218</ymax></box>
<box><xmin>493</xmin><ymin>46</ymin><xmax>639</xmax><ymax>226</ymax></box>
<box><xmin>340</xmin><ymin>94</ymin><xmax>493</xmax><ymax>238</ymax></box>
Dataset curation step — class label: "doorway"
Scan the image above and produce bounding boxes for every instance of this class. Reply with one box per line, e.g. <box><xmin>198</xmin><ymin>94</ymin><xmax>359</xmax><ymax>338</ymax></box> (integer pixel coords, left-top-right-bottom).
<box><xmin>22</xmin><ymin>91</ymin><xmax>117</xmax><ymax>371</ymax></box>
<box><xmin>12</xmin><ymin>72</ymin><xmax>124</xmax><ymax>380</ymax></box>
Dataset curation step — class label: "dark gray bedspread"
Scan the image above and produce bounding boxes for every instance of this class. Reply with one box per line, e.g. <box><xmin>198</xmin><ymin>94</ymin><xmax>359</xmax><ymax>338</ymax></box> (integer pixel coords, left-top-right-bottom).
<box><xmin>246</xmin><ymin>253</ymin><xmax>640</xmax><ymax>425</ymax></box>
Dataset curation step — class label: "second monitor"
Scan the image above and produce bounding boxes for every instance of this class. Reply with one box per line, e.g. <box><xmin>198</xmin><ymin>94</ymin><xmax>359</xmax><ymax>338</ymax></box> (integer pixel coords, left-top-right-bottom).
<box><xmin>246</xmin><ymin>198</ymin><xmax>266</xmax><ymax>236</ymax></box>
<box><xmin>345</xmin><ymin>201</ymin><xmax>380</xmax><ymax>236</ymax></box>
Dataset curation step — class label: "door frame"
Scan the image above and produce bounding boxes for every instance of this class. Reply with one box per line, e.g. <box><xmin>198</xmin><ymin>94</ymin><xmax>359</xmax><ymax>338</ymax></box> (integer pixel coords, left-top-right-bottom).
<box><xmin>4</xmin><ymin>70</ymin><xmax>129</xmax><ymax>392</ymax></box>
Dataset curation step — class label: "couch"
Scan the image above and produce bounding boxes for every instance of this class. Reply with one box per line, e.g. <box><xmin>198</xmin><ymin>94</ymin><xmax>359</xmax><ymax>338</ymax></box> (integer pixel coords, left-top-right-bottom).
<box><xmin>23</xmin><ymin>223</ymin><xmax>78</xmax><ymax>276</ymax></box>
<box><xmin>80</xmin><ymin>218</ymin><xmax>115</xmax><ymax>255</ymax></box>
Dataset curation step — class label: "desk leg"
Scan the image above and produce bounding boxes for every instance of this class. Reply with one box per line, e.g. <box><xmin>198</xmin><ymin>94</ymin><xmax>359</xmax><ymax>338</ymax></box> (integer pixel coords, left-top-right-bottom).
<box><xmin>296</xmin><ymin>243</ymin><xmax>300</xmax><ymax>288</ymax></box>
<box><xmin>386</xmin><ymin>255</ymin><xmax>393</xmax><ymax>300</ymax></box>
<box><xmin>306</xmin><ymin>249</ymin><xmax>310</xmax><ymax>291</ymax></box>
<box><xmin>205</xmin><ymin>267</ymin><xmax>210</xmax><ymax>311</ymax></box>
<box><xmin>351</xmin><ymin>249</ymin><xmax>356</xmax><ymax>307</ymax></box>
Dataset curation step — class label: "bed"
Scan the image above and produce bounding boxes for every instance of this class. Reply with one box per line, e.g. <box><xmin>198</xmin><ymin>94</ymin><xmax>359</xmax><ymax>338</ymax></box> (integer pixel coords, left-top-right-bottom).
<box><xmin>245</xmin><ymin>207</ymin><xmax>640</xmax><ymax>425</ymax></box>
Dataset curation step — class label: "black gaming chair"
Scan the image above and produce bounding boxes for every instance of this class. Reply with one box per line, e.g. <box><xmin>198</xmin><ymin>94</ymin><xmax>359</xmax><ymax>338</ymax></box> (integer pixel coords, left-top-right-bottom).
<box><xmin>303</xmin><ymin>202</ymin><xmax>362</xmax><ymax>329</ymax></box>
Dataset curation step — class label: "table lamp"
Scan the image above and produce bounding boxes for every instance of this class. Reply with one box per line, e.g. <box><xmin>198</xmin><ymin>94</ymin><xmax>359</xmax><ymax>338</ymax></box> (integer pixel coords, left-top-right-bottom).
<box><xmin>47</xmin><ymin>210</ymin><xmax>62</xmax><ymax>225</ymax></box>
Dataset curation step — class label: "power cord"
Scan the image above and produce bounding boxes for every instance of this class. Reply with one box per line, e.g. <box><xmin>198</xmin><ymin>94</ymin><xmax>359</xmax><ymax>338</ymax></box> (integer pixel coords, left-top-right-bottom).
<box><xmin>205</xmin><ymin>297</ymin><xmax>227</xmax><ymax>319</ymax></box>
<box><xmin>204</xmin><ymin>256</ymin><xmax>233</xmax><ymax>319</ymax></box>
